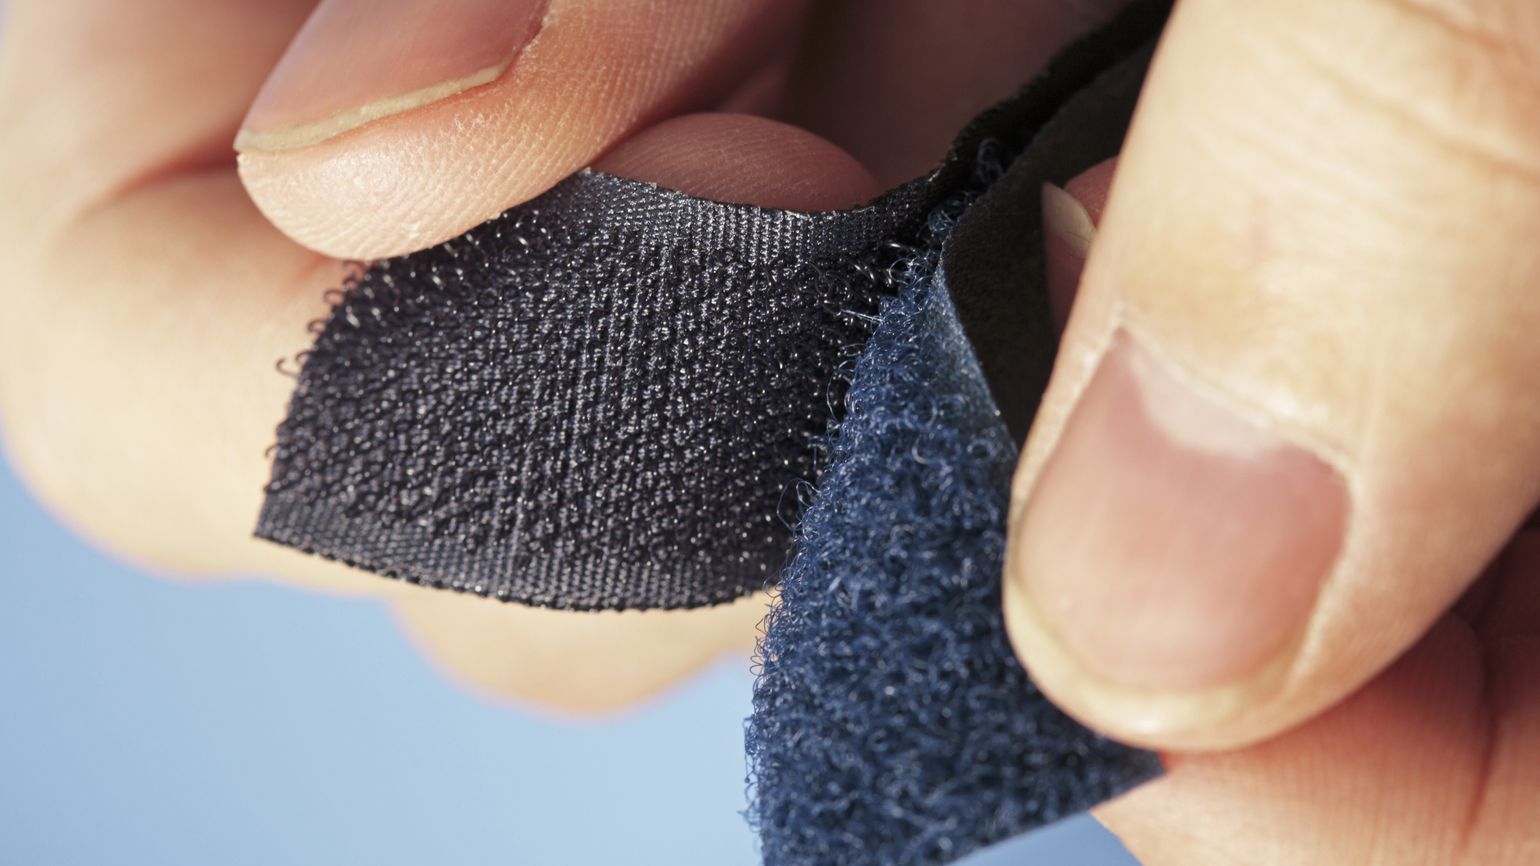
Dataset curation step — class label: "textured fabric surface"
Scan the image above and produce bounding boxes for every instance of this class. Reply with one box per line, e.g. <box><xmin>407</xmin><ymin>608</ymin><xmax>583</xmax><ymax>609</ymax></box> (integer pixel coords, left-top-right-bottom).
<box><xmin>256</xmin><ymin>0</ymin><xmax>1173</xmax><ymax>611</ymax></box>
<box><xmin>746</xmin><ymin>245</ymin><xmax>1163</xmax><ymax>866</ymax></box>
<box><xmin>258</xmin><ymin>175</ymin><xmax>937</xmax><ymax>610</ymax></box>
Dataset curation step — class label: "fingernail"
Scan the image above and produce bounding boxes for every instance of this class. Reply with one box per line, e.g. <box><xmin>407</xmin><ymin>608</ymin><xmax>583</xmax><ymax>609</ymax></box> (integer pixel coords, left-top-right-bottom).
<box><xmin>1015</xmin><ymin>331</ymin><xmax>1349</xmax><ymax>694</ymax></box>
<box><xmin>1041</xmin><ymin>158</ymin><xmax>1117</xmax><ymax>333</ymax></box>
<box><xmin>1041</xmin><ymin>182</ymin><xmax>1096</xmax><ymax>333</ymax></box>
<box><xmin>235</xmin><ymin>0</ymin><xmax>548</xmax><ymax>153</ymax></box>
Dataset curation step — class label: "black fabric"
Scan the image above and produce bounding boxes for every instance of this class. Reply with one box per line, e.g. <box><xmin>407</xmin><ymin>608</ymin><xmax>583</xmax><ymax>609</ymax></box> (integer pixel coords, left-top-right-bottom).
<box><xmin>258</xmin><ymin>176</ymin><xmax>936</xmax><ymax>610</ymax></box>
<box><xmin>257</xmin><ymin>0</ymin><xmax>1172</xmax><ymax>611</ymax></box>
<box><xmin>945</xmin><ymin>46</ymin><xmax>1153</xmax><ymax>441</ymax></box>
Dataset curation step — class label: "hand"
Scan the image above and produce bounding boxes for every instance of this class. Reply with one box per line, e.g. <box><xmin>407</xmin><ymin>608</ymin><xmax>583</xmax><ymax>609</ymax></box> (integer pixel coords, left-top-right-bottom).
<box><xmin>0</xmin><ymin>0</ymin><xmax>1111</xmax><ymax>711</ymax></box>
<box><xmin>1012</xmin><ymin>2</ymin><xmax>1539</xmax><ymax>863</ymax></box>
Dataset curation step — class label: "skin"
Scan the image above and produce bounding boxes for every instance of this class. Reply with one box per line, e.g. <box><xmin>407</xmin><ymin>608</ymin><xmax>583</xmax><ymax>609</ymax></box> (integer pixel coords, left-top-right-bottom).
<box><xmin>0</xmin><ymin>1</ymin><xmax>1535</xmax><ymax>862</ymax></box>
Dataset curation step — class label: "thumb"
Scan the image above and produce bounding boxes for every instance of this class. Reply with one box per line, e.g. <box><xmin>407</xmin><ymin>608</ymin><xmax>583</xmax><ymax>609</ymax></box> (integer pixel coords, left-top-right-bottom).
<box><xmin>234</xmin><ymin>0</ymin><xmax>805</xmax><ymax>259</ymax></box>
<box><xmin>1005</xmin><ymin>0</ymin><xmax>1540</xmax><ymax>751</ymax></box>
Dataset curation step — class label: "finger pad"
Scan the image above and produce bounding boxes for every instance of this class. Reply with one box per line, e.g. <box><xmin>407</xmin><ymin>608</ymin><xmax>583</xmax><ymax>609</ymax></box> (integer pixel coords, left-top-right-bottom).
<box><xmin>594</xmin><ymin>113</ymin><xmax>881</xmax><ymax>212</ymax></box>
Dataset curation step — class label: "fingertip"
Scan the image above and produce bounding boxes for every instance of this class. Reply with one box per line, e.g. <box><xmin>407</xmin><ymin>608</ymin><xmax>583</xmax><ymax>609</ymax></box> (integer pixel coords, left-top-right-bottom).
<box><xmin>233</xmin><ymin>62</ymin><xmax>595</xmax><ymax>260</ymax></box>
<box><xmin>1010</xmin><ymin>0</ymin><xmax>1540</xmax><ymax>757</ymax></box>
<box><xmin>234</xmin><ymin>0</ymin><xmax>808</xmax><ymax>259</ymax></box>
<box><xmin>1002</xmin><ymin>516</ymin><xmax>1299</xmax><ymax>754</ymax></box>
<box><xmin>593</xmin><ymin>113</ymin><xmax>881</xmax><ymax>212</ymax></box>
<box><xmin>234</xmin><ymin>116</ymin><xmax>568</xmax><ymax>260</ymax></box>
<box><xmin>233</xmin><ymin>0</ymin><xmax>549</xmax><ymax>154</ymax></box>
<box><xmin>1042</xmin><ymin>157</ymin><xmax>1117</xmax><ymax>332</ymax></box>
<box><xmin>1063</xmin><ymin>156</ymin><xmax>1117</xmax><ymax>223</ymax></box>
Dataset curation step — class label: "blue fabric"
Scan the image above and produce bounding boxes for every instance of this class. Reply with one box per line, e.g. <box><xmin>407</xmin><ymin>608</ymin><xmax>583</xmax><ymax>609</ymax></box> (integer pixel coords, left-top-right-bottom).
<box><xmin>747</xmin><ymin>235</ymin><xmax>1162</xmax><ymax>866</ymax></box>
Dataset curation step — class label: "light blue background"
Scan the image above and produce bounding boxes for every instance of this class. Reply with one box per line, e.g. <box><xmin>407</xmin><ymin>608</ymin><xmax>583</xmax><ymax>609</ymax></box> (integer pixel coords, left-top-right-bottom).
<box><xmin>0</xmin><ymin>454</ymin><xmax>1140</xmax><ymax>866</ymax></box>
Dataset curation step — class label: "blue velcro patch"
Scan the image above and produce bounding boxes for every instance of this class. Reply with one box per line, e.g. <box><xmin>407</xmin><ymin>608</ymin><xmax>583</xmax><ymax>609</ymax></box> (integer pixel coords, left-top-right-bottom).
<box><xmin>747</xmin><ymin>265</ymin><xmax>1162</xmax><ymax>866</ymax></box>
